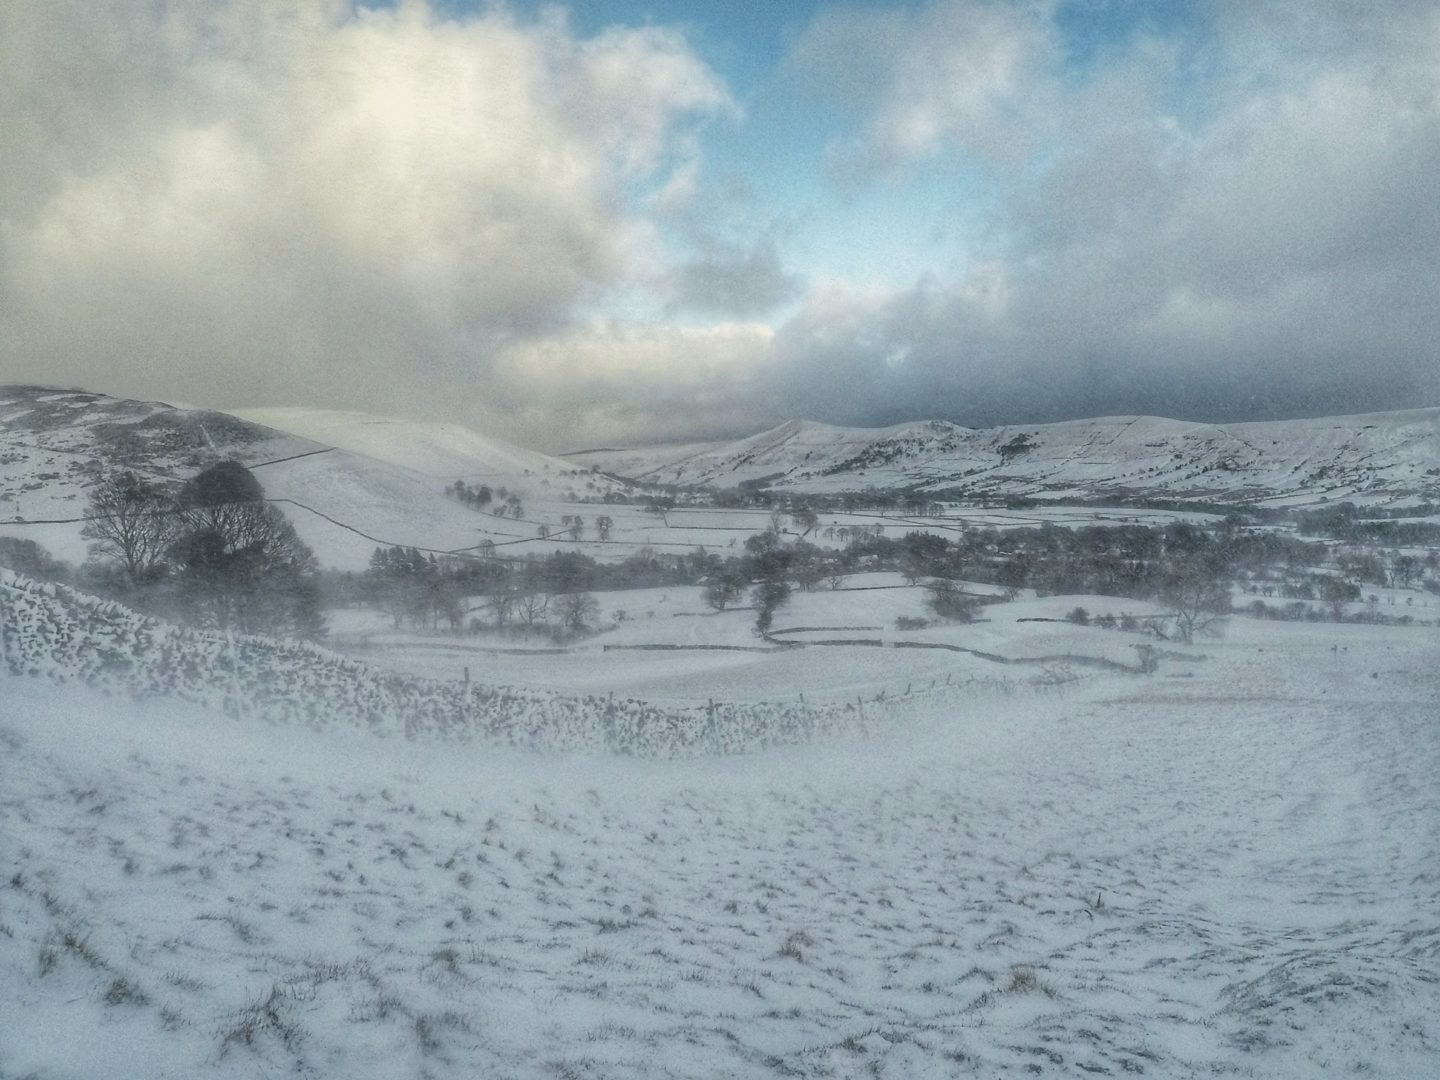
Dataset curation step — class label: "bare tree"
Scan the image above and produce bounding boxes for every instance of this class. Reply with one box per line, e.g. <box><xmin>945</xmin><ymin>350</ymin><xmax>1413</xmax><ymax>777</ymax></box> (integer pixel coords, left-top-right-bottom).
<box><xmin>487</xmin><ymin>581</ymin><xmax>517</xmax><ymax>628</ymax></box>
<box><xmin>790</xmin><ymin>505</ymin><xmax>818</xmax><ymax>536</ymax></box>
<box><xmin>1161</xmin><ymin>569</ymin><xmax>1231</xmax><ymax>642</ymax></box>
<box><xmin>703</xmin><ymin>574</ymin><xmax>742</xmax><ymax>611</ymax></box>
<box><xmin>82</xmin><ymin>471</ymin><xmax>173</xmax><ymax>583</ymax></box>
<box><xmin>556</xmin><ymin>591</ymin><xmax>598</xmax><ymax>633</ymax></box>
<box><xmin>926</xmin><ymin>578</ymin><xmax>980</xmax><ymax>623</ymax></box>
<box><xmin>752</xmin><ymin>579</ymin><xmax>791</xmax><ymax>636</ymax></box>
<box><xmin>516</xmin><ymin>590</ymin><xmax>549</xmax><ymax>628</ymax></box>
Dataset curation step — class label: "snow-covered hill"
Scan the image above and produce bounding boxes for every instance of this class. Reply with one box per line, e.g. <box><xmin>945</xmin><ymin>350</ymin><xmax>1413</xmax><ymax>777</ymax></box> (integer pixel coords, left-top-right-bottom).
<box><xmin>228</xmin><ymin>406</ymin><xmax>578</xmax><ymax>480</ymax></box>
<box><xmin>7</xmin><ymin>385</ymin><xmax>1437</xmax><ymax>573</ymax></box>
<box><xmin>0</xmin><ymin>386</ymin><xmax>630</xmax><ymax>568</ymax></box>
<box><xmin>567</xmin><ymin>410</ymin><xmax>1440</xmax><ymax>506</ymax></box>
<box><xmin>0</xmin><ymin>385</ymin><xmax>323</xmax><ymax>522</ymax></box>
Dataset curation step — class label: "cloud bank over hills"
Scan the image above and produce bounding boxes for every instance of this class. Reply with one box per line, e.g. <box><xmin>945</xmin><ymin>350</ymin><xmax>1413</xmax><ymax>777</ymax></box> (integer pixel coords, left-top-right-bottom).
<box><xmin>2</xmin><ymin>1</ymin><xmax>1437</xmax><ymax>449</ymax></box>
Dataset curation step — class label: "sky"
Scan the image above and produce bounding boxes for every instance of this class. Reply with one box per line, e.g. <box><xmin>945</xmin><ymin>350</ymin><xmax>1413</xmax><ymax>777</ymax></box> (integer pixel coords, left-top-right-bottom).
<box><xmin>1</xmin><ymin>0</ymin><xmax>1438</xmax><ymax>452</ymax></box>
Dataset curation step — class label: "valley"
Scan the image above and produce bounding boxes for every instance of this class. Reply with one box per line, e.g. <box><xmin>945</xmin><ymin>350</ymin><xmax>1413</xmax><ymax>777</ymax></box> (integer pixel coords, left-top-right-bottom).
<box><xmin>2</xmin><ymin>383</ymin><xmax>1438</xmax><ymax>1079</ymax></box>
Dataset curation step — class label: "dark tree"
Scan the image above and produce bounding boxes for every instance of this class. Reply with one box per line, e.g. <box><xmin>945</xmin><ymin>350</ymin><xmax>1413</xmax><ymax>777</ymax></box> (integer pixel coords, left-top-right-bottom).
<box><xmin>364</xmin><ymin>546</ymin><xmax>432</xmax><ymax>628</ymax></box>
<box><xmin>81</xmin><ymin>471</ymin><xmax>173</xmax><ymax>583</ymax></box>
<box><xmin>703</xmin><ymin>572</ymin><xmax>744</xmax><ymax>612</ymax></box>
<box><xmin>902</xmin><ymin>531</ymin><xmax>949</xmax><ymax>583</ymax></box>
<box><xmin>1317</xmin><ymin>575</ymin><xmax>1361</xmax><ymax>622</ymax></box>
<box><xmin>752</xmin><ymin>579</ymin><xmax>791</xmax><ymax>636</ymax></box>
<box><xmin>744</xmin><ymin>529</ymin><xmax>793</xmax><ymax>585</ymax></box>
<box><xmin>556</xmin><ymin>591</ymin><xmax>599</xmax><ymax>634</ymax></box>
<box><xmin>0</xmin><ymin>537</ymin><xmax>67</xmax><ymax>581</ymax></box>
<box><xmin>181</xmin><ymin>459</ymin><xmax>264</xmax><ymax>507</ymax></box>
<box><xmin>926</xmin><ymin>578</ymin><xmax>980</xmax><ymax>623</ymax></box>
<box><xmin>542</xmin><ymin>551</ymin><xmax>597</xmax><ymax>596</ymax></box>
<box><xmin>1160</xmin><ymin>566</ymin><xmax>1231</xmax><ymax>643</ymax></box>
<box><xmin>170</xmin><ymin>461</ymin><xmax>324</xmax><ymax>637</ymax></box>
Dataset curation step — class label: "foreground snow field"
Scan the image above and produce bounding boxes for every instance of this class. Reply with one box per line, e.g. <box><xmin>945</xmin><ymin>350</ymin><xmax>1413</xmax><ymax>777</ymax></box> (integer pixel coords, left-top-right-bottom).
<box><xmin>3</xmin><ymin>615</ymin><xmax>1437</xmax><ymax>1079</ymax></box>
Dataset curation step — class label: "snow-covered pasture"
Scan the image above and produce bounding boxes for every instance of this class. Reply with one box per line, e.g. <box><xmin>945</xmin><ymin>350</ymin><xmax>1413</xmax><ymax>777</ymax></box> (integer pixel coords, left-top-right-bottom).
<box><xmin>2</xmin><ymin>611</ymin><xmax>1437</xmax><ymax>1078</ymax></box>
<box><xmin>329</xmin><ymin>578</ymin><xmax>1169</xmax><ymax>703</ymax></box>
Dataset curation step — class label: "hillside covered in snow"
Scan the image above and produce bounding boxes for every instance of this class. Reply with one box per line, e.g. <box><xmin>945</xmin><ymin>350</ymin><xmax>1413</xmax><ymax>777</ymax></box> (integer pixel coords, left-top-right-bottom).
<box><xmin>226</xmin><ymin>406</ymin><xmax>585</xmax><ymax>481</ymax></box>
<box><xmin>3</xmin><ymin>565</ymin><xmax>1438</xmax><ymax>1077</ymax></box>
<box><xmin>0</xmin><ymin>385</ymin><xmax>322</xmax><ymax>523</ymax></box>
<box><xmin>0</xmin><ymin>385</ymin><xmax>630</xmax><ymax>568</ymax></box>
<box><xmin>567</xmin><ymin>410</ymin><xmax>1440</xmax><ymax>506</ymax></box>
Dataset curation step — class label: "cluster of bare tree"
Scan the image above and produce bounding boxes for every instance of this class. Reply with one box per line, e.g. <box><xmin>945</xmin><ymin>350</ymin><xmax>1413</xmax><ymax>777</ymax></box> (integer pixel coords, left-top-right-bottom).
<box><xmin>80</xmin><ymin>462</ymin><xmax>324</xmax><ymax>638</ymax></box>
<box><xmin>685</xmin><ymin>516</ymin><xmax>1429</xmax><ymax>642</ymax></box>
<box><xmin>361</xmin><ymin>545</ymin><xmax>599</xmax><ymax>639</ymax></box>
<box><xmin>444</xmin><ymin>480</ymin><xmax>523</xmax><ymax>518</ymax></box>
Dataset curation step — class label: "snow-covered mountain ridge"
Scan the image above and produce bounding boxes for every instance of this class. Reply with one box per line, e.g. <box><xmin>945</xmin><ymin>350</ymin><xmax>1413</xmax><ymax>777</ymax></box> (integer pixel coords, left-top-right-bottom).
<box><xmin>567</xmin><ymin>410</ymin><xmax>1440</xmax><ymax>506</ymax></box>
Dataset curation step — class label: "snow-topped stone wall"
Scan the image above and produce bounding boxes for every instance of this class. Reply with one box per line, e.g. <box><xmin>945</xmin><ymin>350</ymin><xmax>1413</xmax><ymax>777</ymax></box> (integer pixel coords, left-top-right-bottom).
<box><xmin>0</xmin><ymin>571</ymin><xmax>870</xmax><ymax>757</ymax></box>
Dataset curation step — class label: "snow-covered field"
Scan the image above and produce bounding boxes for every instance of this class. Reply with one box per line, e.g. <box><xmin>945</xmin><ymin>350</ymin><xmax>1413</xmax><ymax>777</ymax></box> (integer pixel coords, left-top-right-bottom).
<box><xmin>328</xmin><ymin>578</ymin><xmax>1166</xmax><ymax>702</ymax></box>
<box><xmin>3</xmin><ymin>610</ymin><xmax>1437</xmax><ymax>1078</ymax></box>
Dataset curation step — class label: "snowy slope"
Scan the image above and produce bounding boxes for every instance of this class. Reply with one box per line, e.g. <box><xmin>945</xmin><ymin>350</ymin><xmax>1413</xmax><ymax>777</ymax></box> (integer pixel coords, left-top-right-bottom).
<box><xmin>568</xmin><ymin>409</ymin><xmax>1440</xmax><ymax>506</ymax></box>
<box><xmin>0</xmin><ymin>387</ymin><xmax>630</xmax><ymax>569</ymax></box>
<box><xmin>562</xmin><ymin>435</ymin><xmax>734</xmax><ymax>482</ymax></box>
<box><xmin>247</xmin><ymin>449</ymin><xmax>547</xmax><ymax>569</ymax></box>
<box><xmin>0</xmin><ymin>385</ymin><xmax>323</xmax><ymax>523</ymax></box>
<box><xmin>228</xmin><ymin>406</ymin><xmax>581</xmax><ymax>481</ymax></box>
<box><xmin>3</xmin><ymin>595</ymin><xmax>1437</xmax><ymax>1077</ymax></box>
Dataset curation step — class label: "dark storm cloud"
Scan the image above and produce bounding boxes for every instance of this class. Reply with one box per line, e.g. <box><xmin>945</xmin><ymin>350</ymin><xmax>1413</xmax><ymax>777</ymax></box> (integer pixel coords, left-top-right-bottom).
<box><xmin>761</xmin><ymin>0</ymin><xmax>1440</xmax><ymax>431</ymax></box>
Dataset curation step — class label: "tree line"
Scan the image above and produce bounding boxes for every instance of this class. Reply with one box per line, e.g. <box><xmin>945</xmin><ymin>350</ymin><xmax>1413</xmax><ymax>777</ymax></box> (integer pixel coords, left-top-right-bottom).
<box><xmin>11</xmin><ymin>470</ymin><xmax>1435</xmax><ymax>646</ymax></box>
<box><xmin>75</xmin><ymin>461</ymin><xmax>324</xmax><ymax>638</ymax></box>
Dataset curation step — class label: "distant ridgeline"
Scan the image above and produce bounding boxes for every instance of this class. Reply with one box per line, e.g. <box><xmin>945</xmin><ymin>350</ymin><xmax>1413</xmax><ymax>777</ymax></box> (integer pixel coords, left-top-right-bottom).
<box><xmin>0</xmin><ymin>570</ymin><xmax>871</xmax><ymax>758</ymax></box>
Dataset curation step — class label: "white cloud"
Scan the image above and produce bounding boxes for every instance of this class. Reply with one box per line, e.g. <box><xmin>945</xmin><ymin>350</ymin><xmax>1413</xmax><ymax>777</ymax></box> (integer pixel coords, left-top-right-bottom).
<box><xmin>0</xmin><ymin>0</ymin><xmax>730</xmax><ymax>418</ymax></box>
<box><xmin>788</xmin><ymin>0</ymin><xmax>1059</xmax><ymax>178</ymax></box>
<box><xmin>491</xmin><ymin>320</ymin><xmax>776</xmax><ymax>448</ymax></box>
